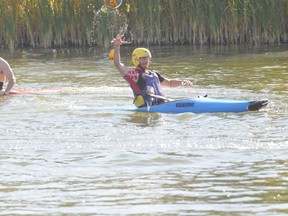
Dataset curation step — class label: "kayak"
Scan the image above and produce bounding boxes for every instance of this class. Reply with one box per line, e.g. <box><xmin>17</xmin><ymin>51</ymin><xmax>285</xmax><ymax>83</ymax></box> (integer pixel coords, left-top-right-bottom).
<box><xmin>9</xmin><ymin>88</ymin><xmax>61</xmax><ymax>95</ymax></box>
<box><xmin>122</xmin><ymin>97</ymin><xmax>269</xmax><ymax>114</ymax></box>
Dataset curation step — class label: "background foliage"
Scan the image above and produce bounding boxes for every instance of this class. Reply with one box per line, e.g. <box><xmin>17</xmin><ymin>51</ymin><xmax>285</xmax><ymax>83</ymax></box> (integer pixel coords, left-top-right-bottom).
<box><xmin>0</xmin><ymin>0</ymin><xmax>287</xmax><ymax>49</ymax></box>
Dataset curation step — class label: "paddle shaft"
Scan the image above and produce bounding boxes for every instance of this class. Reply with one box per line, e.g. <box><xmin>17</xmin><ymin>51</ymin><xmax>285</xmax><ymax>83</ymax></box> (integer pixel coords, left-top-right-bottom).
<box><xmin>147</xmin><ymin>93</ymin><xmax>173</xmax><ymax>101</ymax></box>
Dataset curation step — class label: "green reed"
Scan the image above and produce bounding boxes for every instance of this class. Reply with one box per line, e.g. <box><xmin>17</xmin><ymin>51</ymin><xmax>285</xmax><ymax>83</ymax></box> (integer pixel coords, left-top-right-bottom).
<box><xmin>124</xmin><ymin>0</ymin><xmax>288</xmax><ymax>46</ymax></box>
<box><xmin>0</xmin><ymin>0</ymin><xmax>287</xmax><ymax>49</ymax></box>
<box><xmin>0</xmin><ymin>0</ymin><xmax>100</xmax><ymax>49</ymax></box>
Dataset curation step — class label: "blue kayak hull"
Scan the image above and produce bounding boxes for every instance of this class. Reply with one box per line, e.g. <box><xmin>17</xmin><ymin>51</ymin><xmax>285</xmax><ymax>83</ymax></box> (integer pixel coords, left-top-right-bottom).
<box><xmin>123</xmin><ymin>98</ymin><xmax>268</xmax><ymax>114</ymax></box>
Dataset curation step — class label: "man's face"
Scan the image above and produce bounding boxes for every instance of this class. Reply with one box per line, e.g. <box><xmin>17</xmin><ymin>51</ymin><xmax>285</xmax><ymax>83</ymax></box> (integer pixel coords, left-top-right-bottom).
<box><xmin>138</xmin><ymin>57</ymin><xmax>150</xmax><ymax>69</ymax></box>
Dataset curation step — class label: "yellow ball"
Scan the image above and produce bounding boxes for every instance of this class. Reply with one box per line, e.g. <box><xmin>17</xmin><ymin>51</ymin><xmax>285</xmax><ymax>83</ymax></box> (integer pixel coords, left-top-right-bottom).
<box><xmin>108</xmin><ymin>49</ymin><xmax>114</xmax><ymax>59</ymax></box>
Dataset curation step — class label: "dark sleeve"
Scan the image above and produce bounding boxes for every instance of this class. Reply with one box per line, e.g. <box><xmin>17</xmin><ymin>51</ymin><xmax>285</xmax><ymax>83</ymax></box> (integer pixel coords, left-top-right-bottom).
<box><xmin>155</xmin><ymin>72</ymin><xmax>165</xmax><ymax>82</ymax></box>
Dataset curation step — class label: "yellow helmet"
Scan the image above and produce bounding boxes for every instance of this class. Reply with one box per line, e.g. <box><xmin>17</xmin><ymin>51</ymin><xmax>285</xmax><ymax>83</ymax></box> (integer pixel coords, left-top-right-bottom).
<box><xmin>132</xmin><ymin>48</ymin><xmax>152</xmax><ymax>66</ymax></box>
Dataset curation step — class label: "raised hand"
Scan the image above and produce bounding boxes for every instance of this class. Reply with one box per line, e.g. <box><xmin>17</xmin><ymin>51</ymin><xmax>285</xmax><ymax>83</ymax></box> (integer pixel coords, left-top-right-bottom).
<box><xmin>111</xmin><ymin>34</ymin><xmax>130</xmax><ymax>47</ymax></box>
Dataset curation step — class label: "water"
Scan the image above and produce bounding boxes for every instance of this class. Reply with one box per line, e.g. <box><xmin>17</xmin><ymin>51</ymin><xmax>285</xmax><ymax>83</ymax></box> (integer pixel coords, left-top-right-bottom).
<box><xmin>0</xmin><ymin>44</ymin><xmax>287</xmax><ymax>215</ymax></box>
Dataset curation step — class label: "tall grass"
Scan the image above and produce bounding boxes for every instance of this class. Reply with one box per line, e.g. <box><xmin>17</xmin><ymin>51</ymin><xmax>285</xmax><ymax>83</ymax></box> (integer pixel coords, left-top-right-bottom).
<box><xmin>124</xmin><ymin>0</ymin><xmax>288</xmax><ymax>46</ymax></box>
<box><xmin>0</xmin><ymin>0</ymin><xmax>100</xmax><ymax>49</ymax></box>
<box><xmin>0</xmin><ymin>0</ymin><xmax>287</xmax><ymax>49</ymax></box>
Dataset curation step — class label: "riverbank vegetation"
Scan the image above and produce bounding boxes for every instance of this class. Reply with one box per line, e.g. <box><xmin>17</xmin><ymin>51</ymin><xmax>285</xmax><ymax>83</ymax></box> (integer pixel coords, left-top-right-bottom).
<box><xmin>0</xmin><ymin>0</ymin><xmax>287</xmax><ymax>49</ymax></box>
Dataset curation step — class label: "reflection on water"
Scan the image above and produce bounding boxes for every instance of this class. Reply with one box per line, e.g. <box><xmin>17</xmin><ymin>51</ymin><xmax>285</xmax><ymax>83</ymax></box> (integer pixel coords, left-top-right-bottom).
<box><xmin>0</xmin><ymin>45</ymin><xmax>287</xmax><ymax>215</ymax></box>
<box><xmin>125</xmin><ymin>112</ymin><xmax>164</xmax><ymax>127</ymax></box>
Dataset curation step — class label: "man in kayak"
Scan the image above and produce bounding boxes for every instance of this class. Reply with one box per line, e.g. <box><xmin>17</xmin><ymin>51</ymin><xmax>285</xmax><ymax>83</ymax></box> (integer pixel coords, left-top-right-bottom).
<box><xmin>0</xmin><ymin>57</ymin><xmax>16</xmax><ymax>95</ymax></box>
<box><xmin>111</xmin><ymin>34</ymin><xmax>193</xmax><ymax>107</ymax></box>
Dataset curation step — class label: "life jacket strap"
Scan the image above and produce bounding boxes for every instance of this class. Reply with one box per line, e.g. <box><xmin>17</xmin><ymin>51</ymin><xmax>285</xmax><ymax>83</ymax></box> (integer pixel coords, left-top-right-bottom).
<box><xmin>123</xmin><ymin>75</ymin><xmax>142</xmax><ymax>95</ymax></box>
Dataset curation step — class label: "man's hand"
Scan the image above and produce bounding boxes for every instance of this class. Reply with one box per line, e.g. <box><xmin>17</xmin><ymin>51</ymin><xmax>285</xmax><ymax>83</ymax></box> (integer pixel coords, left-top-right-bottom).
<box><xmin>111</xmin><ymin>34</ymin><xmax>130</xmax><ymax>47</ymax></box>
<box><xmin>181</xmin><ymin>80</ymin><xmax>193</xmax><ymax>87</ymax></box>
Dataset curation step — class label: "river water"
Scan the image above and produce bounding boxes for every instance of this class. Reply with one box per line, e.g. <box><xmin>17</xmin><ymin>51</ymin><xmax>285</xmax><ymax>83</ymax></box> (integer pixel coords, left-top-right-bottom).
<box><xmin>0</xmin><ymin>44</ymin><xmax>287</xmax><ymax>215</ymax></box>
